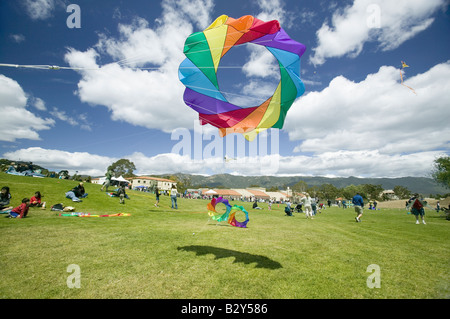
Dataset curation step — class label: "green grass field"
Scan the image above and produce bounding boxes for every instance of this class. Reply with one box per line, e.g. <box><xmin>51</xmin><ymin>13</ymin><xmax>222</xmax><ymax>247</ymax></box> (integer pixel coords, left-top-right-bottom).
<box><xmin>0</xmin><ymin>173</ymin><xmax>448</xmax><ymax>299</ymax></box>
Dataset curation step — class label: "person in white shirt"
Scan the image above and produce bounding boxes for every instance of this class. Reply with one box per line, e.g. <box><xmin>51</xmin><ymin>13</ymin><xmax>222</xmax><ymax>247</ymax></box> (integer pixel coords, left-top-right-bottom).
<box><xmin>170</xmin><ymin>185</ymin><xmax>178</xmax><ymax>209</ymax></box>
<box><xmin>301</xmin><ymin>193</ymin><xmax>314</xmax><ymax>219</ymax></box>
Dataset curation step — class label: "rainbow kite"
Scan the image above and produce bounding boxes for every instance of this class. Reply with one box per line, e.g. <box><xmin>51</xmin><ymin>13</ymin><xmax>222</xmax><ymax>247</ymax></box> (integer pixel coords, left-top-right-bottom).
<box><xmin>178</xmin><ymin>15</ymin><xmax>306</xmax><ymax>141</ymax></box>
<box><xmin>207</xmin><ymin>197</ymin><xmax>249</xmax><ymax>228</ymax></box>
<box><xmin>59</xmin><ymin>212</ymin><xmax>131</xmax><ymax>217</ymax></box>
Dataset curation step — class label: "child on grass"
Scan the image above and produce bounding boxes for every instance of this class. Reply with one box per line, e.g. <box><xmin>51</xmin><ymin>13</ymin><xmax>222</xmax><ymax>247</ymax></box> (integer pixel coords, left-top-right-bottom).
<box><xmin>8</xmin><ymin>198</ymin><xmax>30</xmax><ymax>218</ymax></box>
<box><xmin>30</xmin><ymin>191</ymin><xmax>46</xmax><ymax>209</ymax></box>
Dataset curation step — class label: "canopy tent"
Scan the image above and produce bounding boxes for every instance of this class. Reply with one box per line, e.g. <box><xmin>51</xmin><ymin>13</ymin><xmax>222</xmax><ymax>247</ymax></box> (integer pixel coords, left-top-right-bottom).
<box><xmin>112</xmin><ymin>175</ymin><xmax>129</xmax><ymax>183</ymax></box>
<box><xmin>111</xmin><ymin>175</ymin><xmax>129</xmax><ymax>186</ymax></box>
<box><xmin>205</xmin><ymin>189</ymin><xmax>218</xmax><ymax>195</ymax></box>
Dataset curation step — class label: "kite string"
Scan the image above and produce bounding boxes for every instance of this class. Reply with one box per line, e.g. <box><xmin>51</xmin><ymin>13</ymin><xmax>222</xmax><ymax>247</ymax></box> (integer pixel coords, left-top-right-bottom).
<box><xmin>400</xmin><ymin>69</ymin><xmax>417</xmax><ymax>95</ymax></box>
<box><xmin>0</xmin><ymin>37</ymin><xmax>281</xmax><ymax>71</ymax></box>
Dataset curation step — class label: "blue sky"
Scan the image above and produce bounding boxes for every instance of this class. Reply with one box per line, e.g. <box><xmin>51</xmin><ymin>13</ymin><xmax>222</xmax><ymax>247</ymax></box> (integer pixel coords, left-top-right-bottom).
<box><xmin>0</xmin><ymin>0</ymin><xmax>449</xmax><ymax>178</ymax></box>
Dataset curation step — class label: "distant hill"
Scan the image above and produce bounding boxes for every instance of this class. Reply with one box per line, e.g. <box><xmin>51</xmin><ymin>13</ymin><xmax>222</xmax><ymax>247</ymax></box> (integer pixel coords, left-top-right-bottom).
<box><xmin>156</xmin><ymin>173</ymin><xmax>449</xmax><ymax>195</ymax></box>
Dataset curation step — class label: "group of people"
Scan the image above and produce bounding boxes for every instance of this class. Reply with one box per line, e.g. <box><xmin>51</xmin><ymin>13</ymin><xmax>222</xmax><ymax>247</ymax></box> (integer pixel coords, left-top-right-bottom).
<box><xmin>151</xmin><ymin>185</ymin><xmax>178</xmax><ymax>209</ymax></box>
<box><xmin>2</xmin><ymin>174</ymin><xmax>440</xmax><ymax>223</ymax></box>
<box><xmin>281</xmin><ymin>191</ymin><xmax>432</xmax><ymax>225</ymax></box>
<box><xmin>1</xmin><ymin>186</ymin><xmax>47</xmax><ymax>219</ymax></box>
<box><xmin>285</xmin><ymin>193</ymin><xmax>321</xmax><ymax>219</ymax></box>
<box><xmin>352</xmin><ymin>192</ymin><xmax>428</xmax><ymax>224</ymax></box>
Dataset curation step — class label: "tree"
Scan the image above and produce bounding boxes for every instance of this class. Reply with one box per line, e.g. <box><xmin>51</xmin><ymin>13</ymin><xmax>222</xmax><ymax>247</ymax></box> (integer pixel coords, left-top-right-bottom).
<box><xmin>342</xmin><ymin>185</ymin><xmax>360</xmax><ymax>200</ymax></box>
<box><xmin>360</xmin><ymin>184</ymin><xmax>384</xmax><ymax>200</ymax></box>
<box><xmin>432</xmin><ymin>156</ymin><xmax>450</xmax><ymax>189</ymax></box>
<box><xmin>108</xmin><ymin>159</ymin><xmax>136</xmax><ymax>178</ymax></box>
<box><xmin>292</xmin><ymin>180</ymin><xmax>308</xmax><ymax>193</ymax></box>
<box><xmin>393</xmin><ymin>185</ymin><xmax>411</xmax><ymax>199</ymax></box>
<box><xmin>320</xmin><ymin>183</ymin><xmax>339</xmax><ymax>200</ymax></box>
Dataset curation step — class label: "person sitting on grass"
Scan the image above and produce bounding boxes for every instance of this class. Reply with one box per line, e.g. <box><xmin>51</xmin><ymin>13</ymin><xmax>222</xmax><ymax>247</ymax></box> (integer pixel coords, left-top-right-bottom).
<box><xmin>7</xmin><ymin>198</ymin><xmax>30</xmax><ymax>218</ymax></box>
<box><xmin>30</xmin><ymin>191</ymin><xmax>46</xmax><ymax>209</ymax></box>
<box><xmin>252</xmin><ymin>200</ymin><xmax>262</xmax><ymax>209</ymax></box>
<box><xmin>0</xmin><ymin>186</ymin><xmax>13</xmax><ymax>212</ymax></box>
<box><xmin>117</xmin><ymin>185</ymin><xmax>126</xmax><ymax>204</ymax></box>
<box><xmin>65</xmin><ymin>182</ymin><xmax>88</xmax><ymax>202</ymax></box>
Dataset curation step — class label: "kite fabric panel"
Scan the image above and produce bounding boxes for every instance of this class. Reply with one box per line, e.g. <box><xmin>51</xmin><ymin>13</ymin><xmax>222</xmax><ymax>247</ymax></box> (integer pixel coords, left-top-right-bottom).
<box><xmin>207</xmin><ymin>197</ymin><xmax>249</xmax><ymax>228</ymax></box>
<box><xmin>178</xmin><ymin>15</ymin><xmax>306</xmax><ymax>141</ymax></box>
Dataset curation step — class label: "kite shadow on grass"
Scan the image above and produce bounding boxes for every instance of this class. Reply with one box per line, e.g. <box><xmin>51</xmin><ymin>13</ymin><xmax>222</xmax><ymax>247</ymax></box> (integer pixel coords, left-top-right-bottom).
<box><xmin>177</xmin><ymin>245</ymin><xmax>282</xmax><ymax>270</ymax></box>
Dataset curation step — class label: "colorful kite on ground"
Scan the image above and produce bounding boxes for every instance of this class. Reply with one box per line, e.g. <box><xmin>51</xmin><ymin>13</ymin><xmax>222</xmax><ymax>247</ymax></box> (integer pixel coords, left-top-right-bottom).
<box><xmin>59</xmin><ymin>212</ymin><xmax>131</xmax><ymax>217</ymax></box>
<box><xmin>400</xmin><ymin>61</ymin><xmax>417</xmax><ymax>95</ymax></box>
<box><xmin>207</xmin><ymin>197</ymin><xmax>249</xmax><ymax>228</ymax></box>
<box><xmin>178</xmin><ymin>15</ymin><xmax>306</xmax><ymax>141</ymax></box>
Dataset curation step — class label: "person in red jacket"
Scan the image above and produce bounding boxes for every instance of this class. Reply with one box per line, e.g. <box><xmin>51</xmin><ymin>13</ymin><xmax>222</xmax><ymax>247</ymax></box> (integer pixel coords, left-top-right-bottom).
<box><xmin>8</xmin><ymin>198</ymin><xmax>31</xmax><ymax>218</ymax></box>
<box><xmin>30</xmin><ymin>191</ymin><xmax>46</xmax><ymax>209</ymax></box>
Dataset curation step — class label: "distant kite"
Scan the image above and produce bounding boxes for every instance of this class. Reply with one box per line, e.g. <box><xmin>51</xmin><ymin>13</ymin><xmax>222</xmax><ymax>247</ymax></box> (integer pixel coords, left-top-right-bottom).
<box><xmin>207</xmin><ymin>197</ymin><xmax>249</xmax><ymax>228</ymax></box>
<box><xmin>178</xmin><ymin>15</ymin><xmax>306</xmax><ymax>141</ymax></box>
<box><xmin>400</xmin><ymin>61</ymin><xmax>416</xmax><ymax>95</ymax></box>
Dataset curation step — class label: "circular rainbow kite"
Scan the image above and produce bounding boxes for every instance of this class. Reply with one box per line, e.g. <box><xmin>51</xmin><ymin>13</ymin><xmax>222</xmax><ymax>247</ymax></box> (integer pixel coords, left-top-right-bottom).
<box><xmin>178</xmin><ymin>15</ymin><xmax>306</xmax><ymax>141</ymax></box>
<box><xmin>207</xmin><ymin>197</ymin><xmax>249</xmax><ymax>228</ymax></box>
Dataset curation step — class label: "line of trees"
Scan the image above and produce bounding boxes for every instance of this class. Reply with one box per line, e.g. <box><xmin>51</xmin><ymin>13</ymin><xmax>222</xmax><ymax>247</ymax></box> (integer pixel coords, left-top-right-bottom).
<box><xmin>292</xmin><ymin>181</ymin><xmax>412</xmax><ymax>202</ymax></box>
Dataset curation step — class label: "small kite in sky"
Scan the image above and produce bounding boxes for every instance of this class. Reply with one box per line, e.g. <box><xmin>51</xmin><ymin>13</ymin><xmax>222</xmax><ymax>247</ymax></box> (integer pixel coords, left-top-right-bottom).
<box><xmin>400</xmin><ymin>61</ymin><xmax>416</xmax><ymax>95</ymax></box>
<box><xmin>178</xmin><ymin>15</ymin><xmax>306</xmax><ymax>141</ymax></box>
<box><xmin>207</xmin><ymin>197</ymin><xmax>249</xmax><ymax>228</ymax></box>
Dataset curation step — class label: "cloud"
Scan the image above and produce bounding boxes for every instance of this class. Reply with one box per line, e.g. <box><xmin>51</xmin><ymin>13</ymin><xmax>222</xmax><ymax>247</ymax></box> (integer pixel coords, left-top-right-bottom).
<box><xmin>0</xmin><ymin>74</ymin><xmax>54</xmax><ymax>142</ymax></box>
<box><xmin>310</xmin><ymin>0</ymin><xmax>446</xmax><ymax>66</ymax></box>
<box><xmin>22</xmin><ymin>0</ymin><xmax>55</xmax><ymax>20</ymax></box>
<box><xmin>283</xmin><ymin>61</ymin><xmax>450</xmax><ymax>157</ymax></box>
<box><xmin>10</xmin><ymin>34</ymin><xmax>25</xmax><ymax>43</ymax></box>
<box><xmin>49</xmin><ymin>107</ymin><xmax>92</xmax><ymax>131</ymax></box>
<box><xmin>31</xmin><ymin>97</ymin><xmax>47</xmax><ymax>111</ymax></box>
<box><xmin>3</xmin><ymin>147</ymin><xmax>113</xmax><ymax>176</ymax></box>
<box><xmin>65</xmin><ymin>0</ymin><xmax>214</xmax><ymax>132</ymax></box>
<box><xmin>278</xmin><ymin>150</ymin><xmax>445</xmax><ymax>178</ymax></box>
<box><xmin>3</xmin><ymin>146</ymin><xmax>443</xmax><ymax>178</ymax></box>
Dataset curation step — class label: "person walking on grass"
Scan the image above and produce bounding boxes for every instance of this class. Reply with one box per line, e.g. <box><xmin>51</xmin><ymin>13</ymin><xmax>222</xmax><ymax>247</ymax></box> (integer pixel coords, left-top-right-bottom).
<box><xmin>301</xmin><ymin>193</ymin><xmax>314</xmax><ymax>219</ymax></box>
<box><xmin>170</xmin><ymin>184</ymin><xmax>178</xmax><ymax>209</ymax></box>
<box><xmin>352</xmin><ymin>192</ymin><xmax>364</xmax><ymax>222</ymax></box>
<box><xmin>101</xmin><ymin>169</ymin><xmax>113</xmax><ymax>192</ymax></box>
<box><xmin>407</xmin><ymin>194</ymin><xmax>427</xmax><ymax>225</ymax></box>
<box><xmin>154</xmin><ymin>187</ymin><xmax>160</xmax><ymax>207</ymax></box>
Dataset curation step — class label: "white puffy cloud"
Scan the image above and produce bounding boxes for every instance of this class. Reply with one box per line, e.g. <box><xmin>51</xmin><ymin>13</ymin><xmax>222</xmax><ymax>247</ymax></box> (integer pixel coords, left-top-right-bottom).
<box><xmin>0</xmin><ymin>74</ymin><xmax>54</xmax><ymax>142</ymax></box>
<box><xmin>65</xmin><ymin>0</ymin><xmax>214</xmax><ymax>133</ymax></box>
<box><xmin>310</xmin><ymin>0</ymin><xmax>446</xmax><ymax>65</ymax></box>
<box><xmin>3</xmin><ymin>146</ymin><xmax>443</xmax><ymax>178</ymax></box>
<box><xmin>22</xmin><ymin>0</ymin><xmax>55</xmax><ymax>20</ymax></box>
<box><xmin>284</xmin><ymin>61</ymin><xmax>450</xmax><ymax>157</ymax></box>
<box><xmin>274</xmin><ymin>150</ymin><xmax>443</xmax><ymax>178</ymax></box>
<box><xmin>3</xmin><ymin>147</ymin><xmax>114</xmax><ymax>176</ymax></box>
<box><xmin>31</xmin><ymin>97</ymin><xmax>46</xmax><ymax>111</ymax></box>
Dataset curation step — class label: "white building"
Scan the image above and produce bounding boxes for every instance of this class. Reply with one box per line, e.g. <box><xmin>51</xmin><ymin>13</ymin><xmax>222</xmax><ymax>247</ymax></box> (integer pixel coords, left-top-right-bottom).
<box><xmin>127</xmin><ymin>176</ymin><xmax>177</xmax><ymax>191</ymax></box>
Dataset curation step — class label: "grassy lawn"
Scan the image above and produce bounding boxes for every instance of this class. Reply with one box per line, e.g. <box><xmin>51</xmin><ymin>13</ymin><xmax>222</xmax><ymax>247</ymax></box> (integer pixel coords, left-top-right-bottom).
<box><xmin>0</xmin><ymin>173</ymin><xmax>449</xmax><ymax>299</ymax></box>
